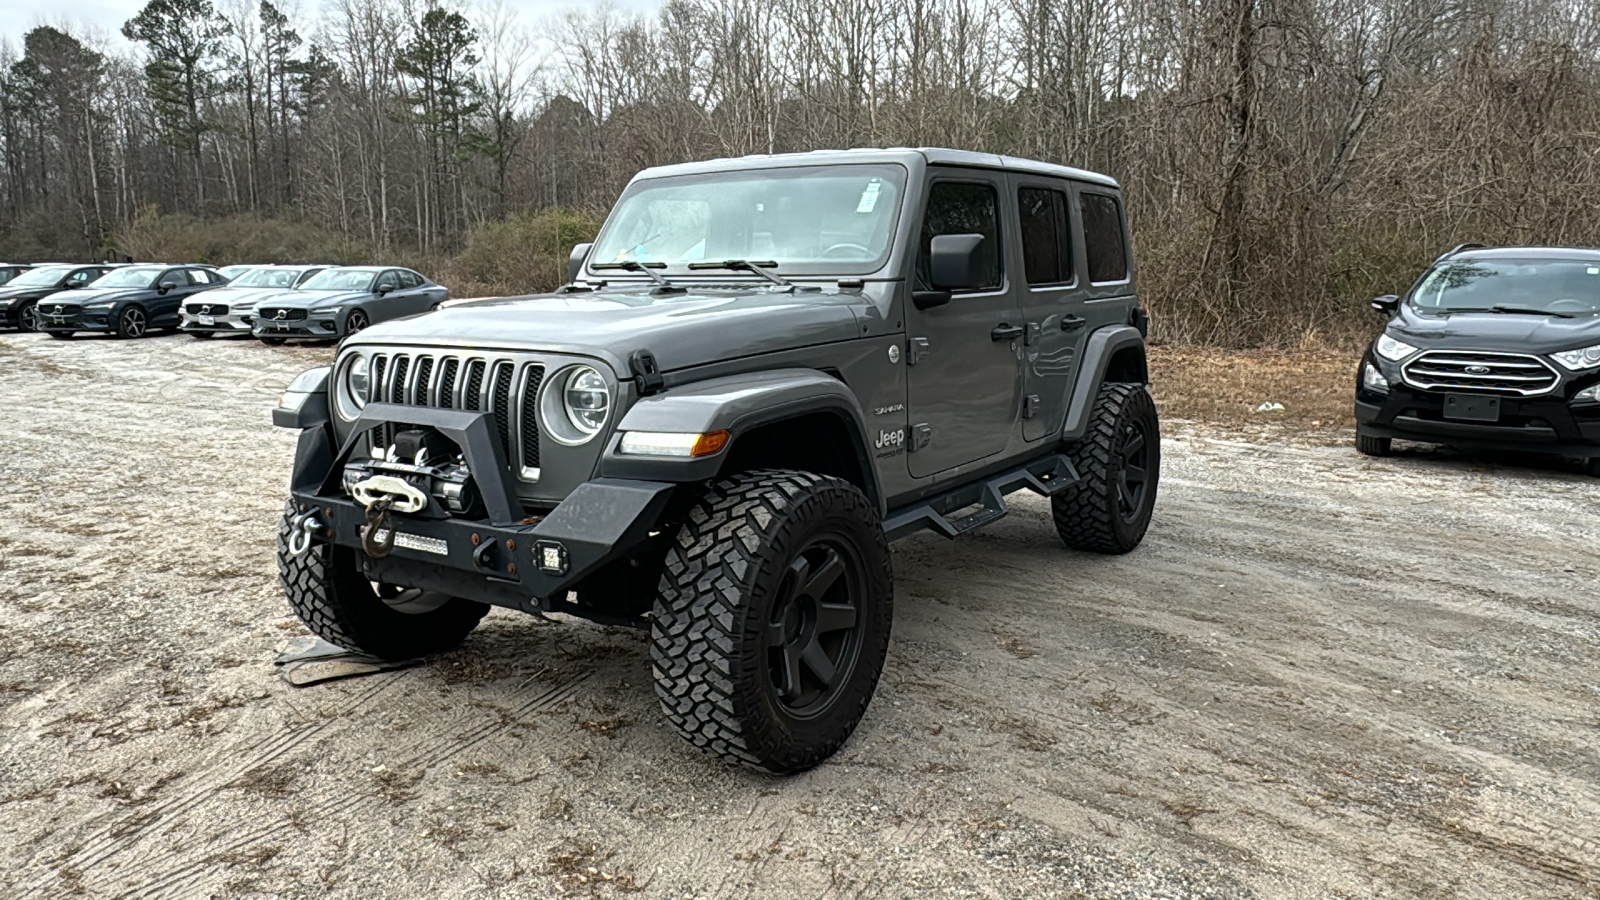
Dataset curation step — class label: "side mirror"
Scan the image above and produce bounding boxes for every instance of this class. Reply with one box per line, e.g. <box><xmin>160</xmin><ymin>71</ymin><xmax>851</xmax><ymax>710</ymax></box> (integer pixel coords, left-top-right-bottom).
<box><xmin>376</xmin><ymin>284</ymin><xmax>393</xmax><ymax>296</ymax></box>
<box><xmin>568</xmin><ymin>242</ymin><xmax>593</xmax><ymax>283</ymax></box>
<box><xmin>929</xmin><ymin>233</ymin><xmax>986</xmax><ymax>292</ymax></box>
<box><xmin>157</xmin><ymin>284</ymin><xmax>172</xmax><ymax>294</ymax></box>
<box><xmin>1371</xmin><ymin>294</ymin><xmax>1400</xmax><ymax>313</ymax></box>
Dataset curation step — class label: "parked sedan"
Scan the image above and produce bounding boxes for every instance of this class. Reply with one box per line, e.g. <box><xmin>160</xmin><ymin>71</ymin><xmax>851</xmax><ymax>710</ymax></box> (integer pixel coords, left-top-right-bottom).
<box><xmin>0</xmin><ymin>263</ymin><xmax>34</xmax><ymax>286</ymax></box>
<box><xmin>179</xmin><ymin>264</ymin><xmax>332</xmax><ymax>338</ymax></box>
<box><xmin>0</xmin><ymin>264</ymin><xmax>119</xmax><ymax>331</ymax></box>
<box><xmin>37</xmin><ymin>264</ymin><xmax>228</xmax><ymax>338</ymax></box>
<box><xmin>251</xmin><ymin>266</ymin><xmax>446</xmax><ymax>344</ymax></box>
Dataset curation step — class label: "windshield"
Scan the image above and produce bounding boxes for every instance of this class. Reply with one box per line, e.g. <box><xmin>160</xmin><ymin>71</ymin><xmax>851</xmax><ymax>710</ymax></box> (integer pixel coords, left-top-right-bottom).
<box><xmin>88</xmin><ymin>267</ymin><xmax>162</xmax><ymax>289</ymax></box>
<box><xmin>299</xmin><ymin>269</ymin><xmax>376</xmax><ymax>292</ymax></box>
<box><xmin>589</xmin><ymin>164</ymin><xmax>907</xmax><ymax>277</ymax></box>
<box><xmin>1411</xmin><ymin>260</ymin><xmax>1600</xmax><ymax>316</ymax></box>
<box><xmin>230</xmin><ymin>267</ymin><xmax>311</xmax><ymax>289</ymax></box>
<box><xmin>8</xmin><ymin>266</ymin><xmax>73</xmax><ymax>287</ymax></box>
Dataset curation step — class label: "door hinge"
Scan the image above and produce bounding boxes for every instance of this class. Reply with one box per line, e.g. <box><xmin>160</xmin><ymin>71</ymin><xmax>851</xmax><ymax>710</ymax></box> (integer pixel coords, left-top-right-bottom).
<box><xmin>910</xmin><ymin>423</ymin><xmax>932</xmax><ymax>452</ymax></box>
<box><xmin>1023</xmin><ymin>394</ymin><xmax>1041</xmax><ymax>418</ymax></box>
<box><xmin>907</xmin><ymin>337</ymin><xmax>930</xmax><ymax>365</ymax></box>
<box><xmin>1025</xmin><ymin>322</ymin><xmax>1042</xmax><ymax>346</ymax></box>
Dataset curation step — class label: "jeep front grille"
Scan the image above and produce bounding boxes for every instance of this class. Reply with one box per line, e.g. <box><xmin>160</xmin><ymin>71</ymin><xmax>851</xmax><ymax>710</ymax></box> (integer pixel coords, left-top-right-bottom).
<box><xmin>1401</xmin><ymin>351</ymin><xmax>1559</xmax><ymax>396</ymax></box>
<box><xmin>366</xmin><ymin>351</ymin><xmax>546</xmax><ymax>479</ymax></box>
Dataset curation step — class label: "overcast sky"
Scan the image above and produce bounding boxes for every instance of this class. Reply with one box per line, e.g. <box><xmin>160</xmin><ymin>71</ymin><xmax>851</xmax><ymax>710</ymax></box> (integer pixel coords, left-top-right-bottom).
<box><xmin>1</xmin><ymin>0</ymin><xmax>663</xmax><ymax>49</ymax></box>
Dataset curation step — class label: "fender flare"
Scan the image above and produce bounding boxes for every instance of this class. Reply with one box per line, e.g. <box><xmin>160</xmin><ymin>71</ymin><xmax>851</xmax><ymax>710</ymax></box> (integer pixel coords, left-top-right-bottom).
<box><xmin>598</xmin><ymin>368</ymin><xmax>883</xmax><ymax>508</ymax></box>
<box><xmin>1060</xmin><ymin>325</ymin><xmax>1147</xmax><ymax>442</ymax></box>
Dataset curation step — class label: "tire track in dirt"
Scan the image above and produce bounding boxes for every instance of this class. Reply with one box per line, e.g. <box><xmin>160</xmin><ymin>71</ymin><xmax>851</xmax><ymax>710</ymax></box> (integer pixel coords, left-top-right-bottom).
<box><xmin>83</xmin><ymin>671</ymin><xmax>593</xmax><ymax>898</ymax></box>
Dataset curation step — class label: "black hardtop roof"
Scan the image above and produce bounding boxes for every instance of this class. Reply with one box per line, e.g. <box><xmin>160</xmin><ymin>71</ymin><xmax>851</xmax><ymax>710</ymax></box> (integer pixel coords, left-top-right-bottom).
<box><xmin>634</xmin><ymin>147</ymin><xmax>1119</xmax><ymax>189</ymax></box>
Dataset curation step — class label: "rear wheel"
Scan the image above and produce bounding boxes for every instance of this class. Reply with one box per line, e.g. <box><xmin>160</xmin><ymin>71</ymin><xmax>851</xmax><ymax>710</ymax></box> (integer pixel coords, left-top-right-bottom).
<box><xmin>114</xmin><ymin>306</ymin><xmax>147</xmax><ymax>339</ymax></box>
<box><xmin>1052</xmin><ymin>382</ymin><xmax>1160</xmax><ymax>554</ymax></box>
<box><xmin>276</xmin><ymin>500</ymin><xmax>488</xmax><ymax>660</ymax></box>
<box><xmin>18</xmin><ymin>303</ymin><xmax>39</xmax><ymax>332</ymax></box>
<box><xmin>652</xmin><ymin>470</ymin><xmax>893</xmax><ymax>774</ymax></box>
<box><xmin>1356</xmin><ymin>432</ymin><xmax>1392</xmax><ymax>457</ymax></box>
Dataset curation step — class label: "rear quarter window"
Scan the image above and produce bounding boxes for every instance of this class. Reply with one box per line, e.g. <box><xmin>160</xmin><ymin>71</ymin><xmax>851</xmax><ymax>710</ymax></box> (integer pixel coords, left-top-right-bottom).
<box><xmin>1080</xmin><ymin>192</ymin><xmax>1129</xmax><ymax>284</ymax></box>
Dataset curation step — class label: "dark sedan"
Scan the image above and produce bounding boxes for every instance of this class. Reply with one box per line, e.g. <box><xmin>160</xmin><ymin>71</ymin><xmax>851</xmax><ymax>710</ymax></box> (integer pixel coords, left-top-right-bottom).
<box><xmin>36</xmin><ymin>264</ymin><xmax>227</xmax><ymax>338</ymax></box>
<box><xmin>0</xmin><ymin>264</ymin><xmax>118</xmax><ymax>331</ymax></box>
<box><xmin>251</xmin><ymin>266</ymin><xmax>447</xmax><ymax>344</ymax></box>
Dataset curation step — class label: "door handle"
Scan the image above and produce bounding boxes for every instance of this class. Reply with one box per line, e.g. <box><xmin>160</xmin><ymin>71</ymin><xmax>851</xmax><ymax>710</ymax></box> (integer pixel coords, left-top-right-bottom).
<box><xmin>991</xmin><ymin>323</ymin><xmax>1025</xmax><ymax>341</ymax></box>
<box><xmin>1061</xmin><ymin>315</ymin><xmax>1087</xmax><ymax>331</ymax></box>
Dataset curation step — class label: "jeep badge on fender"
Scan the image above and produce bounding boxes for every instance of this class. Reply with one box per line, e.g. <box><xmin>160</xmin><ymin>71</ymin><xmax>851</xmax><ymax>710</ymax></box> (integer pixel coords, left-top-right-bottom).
<box><xmin>271</xmin><ymin>148</ymin><xmax>1159</xmax><ymax>774</ymax></box>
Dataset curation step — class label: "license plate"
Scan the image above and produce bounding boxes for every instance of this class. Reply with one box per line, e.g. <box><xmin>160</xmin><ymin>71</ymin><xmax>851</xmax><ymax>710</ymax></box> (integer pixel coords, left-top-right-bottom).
<box><xmin>198</xmin><ymin>315</ymin><xmax>215</xmax><ymax>325</ymax></box>
<box><xmin>1444</xmin><ymin>393</ymin><xmax>1501</xmax><ymax>422</ymax></box>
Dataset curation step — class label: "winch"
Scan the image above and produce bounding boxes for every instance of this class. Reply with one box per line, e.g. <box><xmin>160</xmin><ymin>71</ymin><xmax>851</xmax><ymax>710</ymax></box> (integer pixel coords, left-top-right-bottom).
<box><xmin>341</xmin><ymin>428</ymin><xmax>484</xmax><ymax>519</ymax></box>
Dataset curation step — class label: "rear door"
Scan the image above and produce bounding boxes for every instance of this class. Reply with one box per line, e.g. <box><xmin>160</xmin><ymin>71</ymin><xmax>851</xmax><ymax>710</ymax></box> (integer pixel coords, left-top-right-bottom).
<box><xmin>904</xmin><ymin>171</ymin><xmax>1024</xmax><ymax>478</ymax></box>
<box><xmin>1010</xmin><ymin>179</ymin><xmax>1091</xmax><ymax>441</ymax></box>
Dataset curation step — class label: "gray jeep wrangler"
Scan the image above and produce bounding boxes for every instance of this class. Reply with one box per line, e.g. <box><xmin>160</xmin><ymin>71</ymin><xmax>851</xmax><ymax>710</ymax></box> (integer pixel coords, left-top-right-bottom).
<box><xmin>273</xmin><ymin>148</ymin><xmax>1158</xmax><ymax>773</ymax></box>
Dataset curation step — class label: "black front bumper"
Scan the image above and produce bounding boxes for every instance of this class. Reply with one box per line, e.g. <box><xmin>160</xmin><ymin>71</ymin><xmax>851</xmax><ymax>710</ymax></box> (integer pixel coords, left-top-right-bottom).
<box><xmin>285</xmin><ymin>405</ymin><xmax>675</xmax><ymax>612</ymax></box>
<box><xmin>1356</xmin><ymin>382</ymin><xmax>1600</xmax><ymax>458</ymax></box>
<box><xmin>38</xmin><ymin>312</ymin><xmax>112</xmax><ymax>332</ymax></box>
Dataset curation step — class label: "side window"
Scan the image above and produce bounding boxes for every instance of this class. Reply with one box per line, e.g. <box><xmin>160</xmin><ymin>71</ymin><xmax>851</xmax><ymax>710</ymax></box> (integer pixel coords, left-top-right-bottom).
<box><xmin>1018</xmin><ymin>187</ymin><xmax>1072</xmax><ymax>286</ymax></box>
<box><xmin>919</xmin><ymin>181</ymin><xmax>1002</xmax><ymax>291</ymax></box>
<box><xmin>186</xmin><ymin>269</ymin><xmax>211</xmax><ymax>285</ymax></box>
<box><xmin>1080</xmin><ymin>192</ymin><xmax>1128</xmax><ymax>283</ymax></box>
<box><xmin>68</xmin><ymin>269</ymin><xmax>92</xmax><ymax>286</ymax></box>
<box><xmin>399</xmin><ymin>270</ymin><xmax>422</xmax><ymax>289</ymax></box>
<box><xmin>158</xmin><ymin>270</ymin><xmax>185</xmax><ymax>288</ymax></box>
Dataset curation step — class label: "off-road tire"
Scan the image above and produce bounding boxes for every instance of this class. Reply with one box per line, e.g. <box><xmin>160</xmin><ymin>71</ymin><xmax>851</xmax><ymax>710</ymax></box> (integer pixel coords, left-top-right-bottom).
<box><xmin>275</xmin><ymin>500</ymin><xmax>488</xmax><ymax>660</ymax></box>
<box><xmin>1356</xmin><ymin>433</ymin><xmax>1393</xmax><ymax>457</ymax></box>
<box><xmin>651</xmin><ymin>470</ymin><xmax>893</xmax><ymax>774</ymax></box>
<box><xmin>260</xmin><ymin>336</ymin><xmax>287</xmax><ymax>346</ymax></box>
<box><xmin>1053</xmin><ymin>382</ymin><xmax>1160</xmax><ymax>555</ymax></box>
<box><xmin>46</xmin><ymin>330</ymin><xmax>73</xmax><ymax>340</ymax></box>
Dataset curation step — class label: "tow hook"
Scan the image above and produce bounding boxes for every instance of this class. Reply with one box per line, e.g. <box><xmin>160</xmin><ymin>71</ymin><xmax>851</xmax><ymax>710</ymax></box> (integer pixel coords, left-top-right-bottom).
<box><xmin>351</xmin><ymin>475</ymin><xmax>431</xmax><ymax>559</ymax></box>
<box><xmin>287</xmin><ymin>511</ymin><xmax>323</xmax><ymax>558</ymax></box>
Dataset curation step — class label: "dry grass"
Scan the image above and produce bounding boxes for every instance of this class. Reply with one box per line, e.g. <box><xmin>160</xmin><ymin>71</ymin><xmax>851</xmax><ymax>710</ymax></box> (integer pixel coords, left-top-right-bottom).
<box><xmin>1149</xmin><ymin>344</ymin><xmax>1356</xmax><ymax>437</ymax></box>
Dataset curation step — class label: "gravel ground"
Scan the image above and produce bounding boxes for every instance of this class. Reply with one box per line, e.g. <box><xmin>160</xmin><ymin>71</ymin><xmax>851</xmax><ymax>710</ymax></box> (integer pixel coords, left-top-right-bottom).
<box><xmin>0</xmin><ymin>331</ymin><xmax>1596</xmax><ymax>900</ymax></box>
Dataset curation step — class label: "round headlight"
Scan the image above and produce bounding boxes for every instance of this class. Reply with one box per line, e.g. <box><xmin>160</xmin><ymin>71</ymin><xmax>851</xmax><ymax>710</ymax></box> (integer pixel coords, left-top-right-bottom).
<box><xmin>347</xmin><ymin>354</ymin><xmax>370</xmax><ymax>408</ymax></box>
<box><xmin>563</xmin><ymin>366</ymin><xmax>609</xmax><ymax>435</ymax></box>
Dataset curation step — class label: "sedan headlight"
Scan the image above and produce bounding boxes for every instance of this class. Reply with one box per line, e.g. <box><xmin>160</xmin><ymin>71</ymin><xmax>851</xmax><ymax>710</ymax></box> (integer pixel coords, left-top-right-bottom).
<box><xmin>1374</xmin><ymin>334</ymin><xmax>1419</xmax><ymax>361</ymax></box>
<box><xmin>564</xmin><ymin>366</ymin><xmax>609</xmax><ymax>435</ymax></box>
<box><xmin>346</xmin><ymin>354</ymin><xmax>370</xmax><ymax>409</ymax></box>
<box><xmin>317</xmin><ymin>306</ymin><xmax>342</xmax><ymax>317</ymax></box>
<box><xmin>1551</xmin><ymin>343</ymin><xmax>1600</xmax><ymax>371</ymax></box>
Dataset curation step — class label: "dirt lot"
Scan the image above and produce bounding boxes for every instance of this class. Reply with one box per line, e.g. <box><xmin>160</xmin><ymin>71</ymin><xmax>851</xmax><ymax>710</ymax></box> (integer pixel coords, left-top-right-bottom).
<box><xmin>1</xmin><ymin>332</ymin><xmax>1597</xmax><ymax>900</ymax></box>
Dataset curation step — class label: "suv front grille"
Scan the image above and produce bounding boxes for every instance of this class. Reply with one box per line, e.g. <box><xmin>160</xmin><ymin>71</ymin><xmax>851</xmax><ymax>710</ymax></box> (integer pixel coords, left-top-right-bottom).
<box><xmin>367</xmin><ymin>351</ymin><xmax>546</xmax><ymax>478</ymax></box>
<box><xmin>1401</xmin><ymin>351</ymin><xmax>1559</xmax><ymax>396</ymax></box>
<box><xmin>259</xmin><ymin>307</ymin><xmax>307</xmax><ymax>321</ymax></box>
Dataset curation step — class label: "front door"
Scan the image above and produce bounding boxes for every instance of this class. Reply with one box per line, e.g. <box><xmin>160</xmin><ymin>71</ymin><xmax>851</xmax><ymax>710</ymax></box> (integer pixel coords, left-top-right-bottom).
<box><xmin>905</xmin><ymin>174</ymin><xmax>1024</xmax><ymax>478</ymax></box>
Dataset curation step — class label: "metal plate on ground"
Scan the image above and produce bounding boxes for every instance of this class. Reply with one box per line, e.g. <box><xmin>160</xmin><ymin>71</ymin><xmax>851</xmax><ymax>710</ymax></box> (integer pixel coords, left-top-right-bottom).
<box><xmin>1443</xmin><ymin>393</ymin><xmax>1501</xmax><ymax>422</ymax></box>
<box><xmin>273</xmin><ymin>636</ymin><xmax>425</xmax><ymax>686</ymax></box>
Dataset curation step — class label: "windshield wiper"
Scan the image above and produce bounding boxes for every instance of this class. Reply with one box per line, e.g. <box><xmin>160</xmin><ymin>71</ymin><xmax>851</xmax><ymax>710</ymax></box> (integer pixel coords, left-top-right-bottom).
<box><xmin>687</xmin><ymin>259</ymin><xmax>792</xmax><ymax>288</ymax></box>
<box><xmin>1487</xmin><ymin>305</ymin><xmax>1574</xmax><ymax>319</ymax></box>
<box><xmin>590</xmin><ymin>261</ymin><xmax>683</xmax><ymax>293</ymax></box>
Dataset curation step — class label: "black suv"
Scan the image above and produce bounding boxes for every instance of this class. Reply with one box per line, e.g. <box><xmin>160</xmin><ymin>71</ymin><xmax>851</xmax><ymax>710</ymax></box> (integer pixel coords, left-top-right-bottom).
<box><xmin>1356</xmin><ymin>245</ymin><xmax>1600</xmax><ymax>475</ymax></box>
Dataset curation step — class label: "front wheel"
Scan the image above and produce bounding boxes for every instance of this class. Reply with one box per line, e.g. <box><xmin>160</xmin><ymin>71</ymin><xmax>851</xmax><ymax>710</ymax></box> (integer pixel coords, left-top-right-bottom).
<box><xmin>19</xmin><ymin>303</ymin><xmax>40</xmax><ymax>332</ymax></box>
<box><xmin>652</xmin><ymin>470</ymin><xmax>893</xmax><ymax>774</ymax></box>
<box><xmin>1356</xmin><ymin>432</ymin><xmax>1392</xmax><ymax>457</ymax></box>
<box><xmin>276</xmin><ymin>501</ymin><xmax>488</xmax><ymax>660</ymax></box>
<box><xmin>1052</xmin><ymin>382</ymin><xmax>1160</xmax><ymax>554</ymax></box>
<box><xmin>344</xmin><ymin>309</ymin><xmax>369</xmax><ymax>336</ymax></box>
<box><xmin>114</xmin><ymin>305</ymin><xmax>148</xmax><ymax>339</ymax></box>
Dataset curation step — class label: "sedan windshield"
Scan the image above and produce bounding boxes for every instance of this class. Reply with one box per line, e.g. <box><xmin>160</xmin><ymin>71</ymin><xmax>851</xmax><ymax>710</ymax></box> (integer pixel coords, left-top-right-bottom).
<box><xmin>1411</xmin><ymin>260</ymin><xmax>1600</xmax><ymax>316</ymax></box>
<box><xmin>88</xmin><ymin>267</ymin><xmax>162</xmax><ymax>289</ymax></box>
<box><xmin>231</xmin><ymin>267</ymin><xmax>312</xmax><ymax>289</ymax></box>
<box><xmin>589</xmin><ymin>164</ymin><xmax>907</xmax><ymax>276</ymax></box>
<box><xmin>7</xmin><ymin>265</ymin><xmax>74</xmax><ymax>287</ymax></box>
<box><xmin>300</xmin><ymin>269</ymin><xmax>376</xmax><ymax>292</ymax></box>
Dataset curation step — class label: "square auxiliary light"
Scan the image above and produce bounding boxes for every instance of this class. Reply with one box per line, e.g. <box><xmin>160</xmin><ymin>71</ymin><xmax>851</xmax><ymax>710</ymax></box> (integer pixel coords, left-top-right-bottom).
<box><xmin>535</xmin><ymin>540</ymin><xmax>569</xmax><ymax>575</ymax></box>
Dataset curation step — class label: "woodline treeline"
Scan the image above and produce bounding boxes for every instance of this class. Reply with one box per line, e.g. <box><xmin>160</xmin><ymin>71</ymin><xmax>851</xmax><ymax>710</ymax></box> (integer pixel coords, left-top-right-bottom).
<box><xmin>2</xmin><ymin>0</ymin><xmax>1597</xmax><ymax>345</ymax></box>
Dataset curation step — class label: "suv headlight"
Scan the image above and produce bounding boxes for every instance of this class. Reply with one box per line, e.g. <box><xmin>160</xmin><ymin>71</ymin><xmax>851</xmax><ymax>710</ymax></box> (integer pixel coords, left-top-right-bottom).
<box><xmin>564</xmin><ymin>366</ymin><xmax>609</xmax><ymax>435</ymax></box>
<box><xmin>1374</xmin><ymin>334</ymin><xmax>1418</xmax><ymax>361</ymax></box>
<box><xmin>346</xmin><ymin>354</ymin><xmax>370</xmax><ymax>409</ymax></box>
<box><xmin>1552</xmin><ymin>343</ymin><xmax>1600</xmax><ymax>371</ymax></box>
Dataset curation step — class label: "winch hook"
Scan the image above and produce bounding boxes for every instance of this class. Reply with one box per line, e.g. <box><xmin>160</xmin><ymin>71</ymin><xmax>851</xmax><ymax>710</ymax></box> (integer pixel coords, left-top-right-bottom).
<box><xmin>360</xmin><ymin>497</ymin><xmax>397</xmax><ymax>558</ymax></box>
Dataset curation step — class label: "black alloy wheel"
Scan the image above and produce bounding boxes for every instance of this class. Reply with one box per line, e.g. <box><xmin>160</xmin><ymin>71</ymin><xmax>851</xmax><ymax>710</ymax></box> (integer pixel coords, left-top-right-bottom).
<box><xmin>19</xmin><ymin>303</ymin><xmax>39</xmax><ymax>332</ymax></box>
<box><xmin>116</xmin><ymin>306</ymin><xmax>147</xmax><ymax>339</ymax></box>
<box><xmin>1114</xmin><ymin>416</ymin><xmax>1151</xmax><ymax>524</ymax></box>
<box><xmin>764</xmin><ymin>537</ymin><xmax>867</xmax><ymax>718</ymax></box>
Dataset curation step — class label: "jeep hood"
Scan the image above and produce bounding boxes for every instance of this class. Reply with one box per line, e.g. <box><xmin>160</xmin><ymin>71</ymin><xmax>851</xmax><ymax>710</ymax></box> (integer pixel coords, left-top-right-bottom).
<box><xmin>349</xmin><ymin>287</ymin><xmax>866</xmax><ymax>372</ymax></box>
<box><xmin>1393</xmin><ymin>306</ymin><xmax>1600</xmax><ymax>353</ymax></box>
